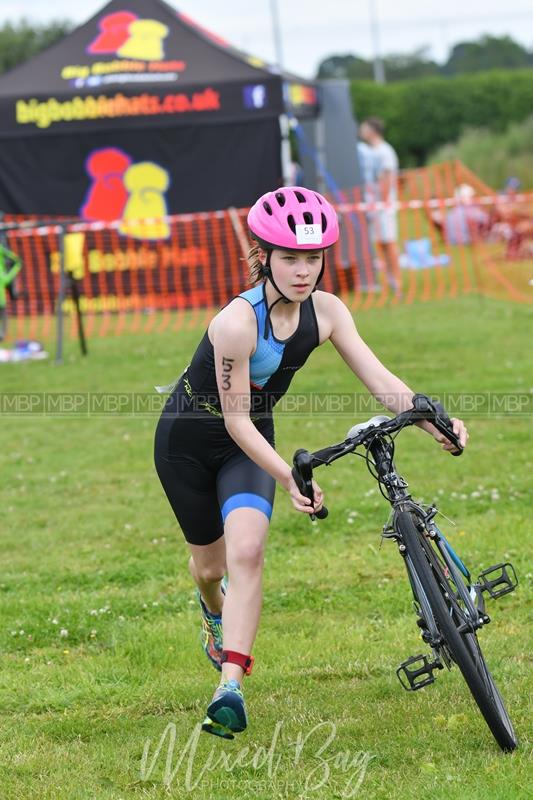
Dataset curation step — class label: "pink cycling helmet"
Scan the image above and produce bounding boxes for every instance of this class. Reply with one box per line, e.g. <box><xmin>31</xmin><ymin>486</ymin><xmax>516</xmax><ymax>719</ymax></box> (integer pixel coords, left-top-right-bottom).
<box><xmin>247</xmin><ymin>186</ymin><xmax>339</xmax><ymax>250</ymax></box>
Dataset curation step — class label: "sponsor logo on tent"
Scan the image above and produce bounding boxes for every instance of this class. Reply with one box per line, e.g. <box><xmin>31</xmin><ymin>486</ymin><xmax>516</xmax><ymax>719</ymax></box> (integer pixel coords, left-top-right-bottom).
<box><xmin>87</xmin><ymin>11</ymin><xmax>169</xmax><ymax>61</ymax></box>
<box><xmin>16</xmin><ymin>88</ymin><xmax>221</xmax><ymax>129</ymax></box>
<box><xmin>80</xmin><ymin>146</ymin><xmax>171</xmax><ymax>240</ymax></box>
<box><xmin>59</xmin><ymin>10</ymin><xmax>187</xmax><ymax>88</ymax></box>
<box><xmin>285</xmin><ymin>83</ymin><xmax>318</xmax><ymax>110</ymax></box>
<box><xmin>243</xmin><ymin>85</ymin><xmax>268</xmax><ymax>110</ymax></box>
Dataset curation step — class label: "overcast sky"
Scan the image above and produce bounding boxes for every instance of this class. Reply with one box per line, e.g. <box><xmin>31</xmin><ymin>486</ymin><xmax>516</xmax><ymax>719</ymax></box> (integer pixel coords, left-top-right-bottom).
<box><xmin>1</xmin><ymin>0</ymin><xmax>533</xmax><ymax>78</ymax></box>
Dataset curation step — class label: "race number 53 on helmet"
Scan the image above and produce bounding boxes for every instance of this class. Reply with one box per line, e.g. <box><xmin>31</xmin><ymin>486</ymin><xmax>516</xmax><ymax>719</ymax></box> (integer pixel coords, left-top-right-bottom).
<box><xmin>247</xmin><ymin>186</ymin><xmax>339</xmax><ymax>251</ymax></box>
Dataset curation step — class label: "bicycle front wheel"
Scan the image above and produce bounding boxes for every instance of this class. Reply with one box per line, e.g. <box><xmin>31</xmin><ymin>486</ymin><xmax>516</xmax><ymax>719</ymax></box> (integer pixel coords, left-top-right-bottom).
<box><xmin>396</xmin><ymin>510</ymin><xmax>517</xmax><ymax>752</ymax></box>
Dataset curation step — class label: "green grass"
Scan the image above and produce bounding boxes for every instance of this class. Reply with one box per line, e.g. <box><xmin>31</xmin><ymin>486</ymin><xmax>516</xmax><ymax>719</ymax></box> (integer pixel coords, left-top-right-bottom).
<box><xmin>1</xmin><ymin>295</ymin><xmax>531</xmax><ymax>799</ymax></box>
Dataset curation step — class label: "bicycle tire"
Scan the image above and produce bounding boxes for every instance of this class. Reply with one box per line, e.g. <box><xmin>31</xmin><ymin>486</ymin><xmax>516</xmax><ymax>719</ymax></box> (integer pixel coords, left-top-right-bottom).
<box><xmin>396</xmin><ymin>510</ymin><xmax>518</xmax><ymax>752</ymax></box>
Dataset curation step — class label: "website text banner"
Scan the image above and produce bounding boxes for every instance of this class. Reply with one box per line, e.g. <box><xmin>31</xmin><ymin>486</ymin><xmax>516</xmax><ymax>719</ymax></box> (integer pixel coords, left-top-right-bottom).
<box><xmin>0</xmin><ymin>78</ymin><xmax>283</xmax><ymax>137</ymax></box>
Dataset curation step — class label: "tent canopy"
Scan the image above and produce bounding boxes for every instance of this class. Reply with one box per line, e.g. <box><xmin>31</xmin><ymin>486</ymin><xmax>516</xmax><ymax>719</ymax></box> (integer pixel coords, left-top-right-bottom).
<box><xmin>0</xmin><ymin>0</ymin><xmax>318</xmax><ymax>214</ymax></box>
<box><xmin>0</xmin><ymin>0</ymin><xmax>318</xmax><ymax>137</ymax></box>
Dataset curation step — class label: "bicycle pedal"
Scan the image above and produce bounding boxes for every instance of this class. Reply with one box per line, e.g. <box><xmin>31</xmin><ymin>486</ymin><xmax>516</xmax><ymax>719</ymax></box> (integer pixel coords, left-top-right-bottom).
<box><xmin>396</xmin><ymin>654</ymin><xmax>443</xmax><ymax>691</ymax></box>
<box><xmin>476</xmin><ymin>562</ymin><xmax>518</xmax><ymax>600</ymax></box>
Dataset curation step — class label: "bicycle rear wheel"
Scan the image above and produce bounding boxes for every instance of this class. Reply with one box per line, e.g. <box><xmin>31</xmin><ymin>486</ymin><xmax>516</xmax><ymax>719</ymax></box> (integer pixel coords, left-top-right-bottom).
<box><xmin>396</xmin><ymin>510</ymin><xmax>517</xmax><ymax>752</ymax></box>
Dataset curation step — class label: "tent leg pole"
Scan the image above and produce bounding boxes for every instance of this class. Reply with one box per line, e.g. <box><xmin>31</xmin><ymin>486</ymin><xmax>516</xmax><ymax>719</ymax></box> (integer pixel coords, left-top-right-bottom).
<box><xmin>279</xmin><ymin>113</ymin><xmax>292</xmax><ymax>185</ymax></box>
<box><xmin>55</xmin><ymin>225</ymin><xmax>65</xmax><ymax>365</ymax></box>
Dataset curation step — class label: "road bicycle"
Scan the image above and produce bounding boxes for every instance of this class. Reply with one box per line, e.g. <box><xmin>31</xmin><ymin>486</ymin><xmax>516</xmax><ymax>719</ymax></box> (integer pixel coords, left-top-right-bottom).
<box><xmin>292</xmin><ymin>393</ymin><xmax>518</xmax><ymax>751</ymax></box>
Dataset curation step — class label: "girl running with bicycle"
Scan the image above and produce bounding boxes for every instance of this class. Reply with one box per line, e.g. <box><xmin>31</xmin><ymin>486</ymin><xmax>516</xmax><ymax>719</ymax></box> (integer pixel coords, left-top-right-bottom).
<box><xmin>154</xmin><ymin>186</ymin><xmax>468</xmax><ymax>739</ymax></box>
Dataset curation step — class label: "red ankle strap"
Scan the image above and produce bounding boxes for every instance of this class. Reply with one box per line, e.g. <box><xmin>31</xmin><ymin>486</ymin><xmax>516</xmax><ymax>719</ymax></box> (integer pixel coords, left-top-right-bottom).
<box><xmin>220</xmin><ymin>649</ymin><xmax>254</xmax><ymax>675</ymax></box>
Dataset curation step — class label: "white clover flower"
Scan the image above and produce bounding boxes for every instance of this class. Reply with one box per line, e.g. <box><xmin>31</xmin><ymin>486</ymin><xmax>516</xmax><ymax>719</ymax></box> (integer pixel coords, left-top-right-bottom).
<box><xmin>59</xmin><ymin>629</ymin><xmax>68</xmax><ymax>638</ymax></box>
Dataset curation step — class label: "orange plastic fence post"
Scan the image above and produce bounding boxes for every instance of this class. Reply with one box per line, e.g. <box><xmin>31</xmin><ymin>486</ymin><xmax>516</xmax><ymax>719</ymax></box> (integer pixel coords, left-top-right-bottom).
<box><xmin>444</xmin><ymin>160</ymin><xmax>471</xmax><ymax>297</ymax></box>
<box><xmin>421</xmin><ymin>166</ymin><xmax>446</xmax><ymax>301</ymax></box>
<box><xmin>155</xmin><ymin>237</ymin><xmax>170</xmax><ymax>334</ymax></box>
<box><xmin>343</xmin><ymin>188</ymin><xmax>361</xmax><ymax>311</ymax></box>
<box><xmin>401</xmin><ymin>171</ymin><xmax>419</xmax><ymax>307</ymax></box>
<box><xmin>223</xmin><ymin>211</ymin><xmax>244</xmax><ymax>297</ymax></box>
<box><xmin>183</xmin><ymin>212</ymin><xmax>202</xmax><ymax>331</ymax></box>
<box><xmin>433</xmin><ymin>164</ymin><xmax>457</xmax><ymax>299</ymax></box>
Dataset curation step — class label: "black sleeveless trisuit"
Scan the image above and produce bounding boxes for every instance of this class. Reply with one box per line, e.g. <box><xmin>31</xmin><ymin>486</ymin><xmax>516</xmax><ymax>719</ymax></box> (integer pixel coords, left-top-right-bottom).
<box><xmin>154</xmin><ymin>283</ymin><xmax>320</xmax><ymax>545</ymax></box>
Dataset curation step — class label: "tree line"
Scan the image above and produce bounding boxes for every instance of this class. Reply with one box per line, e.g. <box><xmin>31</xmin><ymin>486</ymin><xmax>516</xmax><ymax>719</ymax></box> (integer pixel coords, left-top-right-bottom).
<box><xmin>350</xmin><ymin>69</ymin><xmax>533</xmax><ymax>166</ymax></box>
<box><xmin>317</xmin><ymin>35</ymin><xmax>533</xmax><ymax>82</ymax></box>
<box><xmin>0</xmin><ymin>21</ymin><xmax>532</xmax><ymax>81</ymax></box>
<box><xmin>0</xmin><ymin>20</ymin><xmax>73</xmax><ymax>74</ymax></box>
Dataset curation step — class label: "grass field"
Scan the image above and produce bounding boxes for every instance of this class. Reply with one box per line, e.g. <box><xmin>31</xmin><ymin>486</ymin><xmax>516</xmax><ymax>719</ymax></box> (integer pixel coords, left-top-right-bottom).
<box><xmin>1</xmin><ymin>295</ymin><xmax>531</xmax><ymax>800</ymax></box>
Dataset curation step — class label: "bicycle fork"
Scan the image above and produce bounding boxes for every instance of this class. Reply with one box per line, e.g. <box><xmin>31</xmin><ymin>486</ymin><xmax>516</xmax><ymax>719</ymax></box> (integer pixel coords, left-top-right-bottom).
<box><xmin>389</xmin><ymin>512</ymin><xmax>518</xmax><ymax>692</ymax></box>
<box><xmin>396</xmin><ymin>551</ymin><xmax>446</xmax><ymax>691</ymax></box>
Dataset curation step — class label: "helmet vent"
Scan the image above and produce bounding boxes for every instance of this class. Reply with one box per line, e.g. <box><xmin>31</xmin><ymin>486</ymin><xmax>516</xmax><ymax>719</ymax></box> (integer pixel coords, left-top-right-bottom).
<box><xmin>321</xmin><ymin>212</ymin><xmax>327</xmax><ymax>232</ymax></box>
<box><xmin>294</xmin><ymin>190</ymin><xmax>306</xmax><ymax>203</ymax></box>
<box><xmin>275</xmin><ymin>192</ymin><xmax>286</xmax><ymax>207</ymax></box>
<box><xmin>262</xmin><ymin>201</ymin><xmax>273</xmax><ymax>215</ymax></box>
<box><xmin>303</xmin><ymin>211</ymin><xmax>313</xmax><ymax>225</ymax></box>
<box><xmin>286</xmin><ymin>214</ymin><xmax>296</xmax><ymax>233</ymax></box>
<box><xmin>314</xmin><ymin>193</ymin><xmax>323</xmax><ymax>205</ymax></box>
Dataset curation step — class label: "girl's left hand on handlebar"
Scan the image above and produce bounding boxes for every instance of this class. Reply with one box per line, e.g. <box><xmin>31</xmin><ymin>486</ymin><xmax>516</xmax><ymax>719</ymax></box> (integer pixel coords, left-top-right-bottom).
<box><xmin>287</xmin><ymin>474</ymin><xmax>324</xmax><ymax>514</ymax></box>
<box><xmin>435</xmin><ymin>417</ymin><xmax>469</xmax><ymax>452</ymax></box>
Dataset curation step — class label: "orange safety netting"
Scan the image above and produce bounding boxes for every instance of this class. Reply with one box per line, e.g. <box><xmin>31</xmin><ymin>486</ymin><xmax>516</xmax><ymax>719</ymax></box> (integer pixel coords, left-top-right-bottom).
<box><xmin>2</xmin><ymin>160</ymin><xmax>532</xmax><ymax>344</ymax></box>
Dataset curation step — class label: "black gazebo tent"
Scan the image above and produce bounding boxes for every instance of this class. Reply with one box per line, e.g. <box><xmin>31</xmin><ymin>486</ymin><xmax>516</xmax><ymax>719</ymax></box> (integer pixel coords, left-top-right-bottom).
<box><xmin>0</xmin><ymin>0</ymin><xmax>318</xmax><ymax>216</ymax></box>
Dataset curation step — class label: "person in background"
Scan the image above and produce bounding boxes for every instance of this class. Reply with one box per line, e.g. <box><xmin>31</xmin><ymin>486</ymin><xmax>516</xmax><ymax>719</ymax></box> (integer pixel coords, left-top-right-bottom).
<box><xmin>356</xmin><ymin>138</ymin><xmax>375</xmax><ymax>197</ymax></box>
<box><xmin>359</xmin><ymin>117</ymin><xmax>401</xmax><ymax>297</ymax></box>
<box><xmin>0</xmin><ymin>238</ymin><xmax>22</xmax><ymax>341</ymax></box>
<box><xmin>286</xmin><ymin>156</ymin><xmax>305</xmax><ymax>187</ymax></box>
<box><xmin>491</xmin><ymin>177</ymin><xmax>533</xmax><ymax>257</ymax></box>
<box><xmin>445</xmin><ymin>184</ymin><xmax>490</xmax><ymax>245</ymax></box>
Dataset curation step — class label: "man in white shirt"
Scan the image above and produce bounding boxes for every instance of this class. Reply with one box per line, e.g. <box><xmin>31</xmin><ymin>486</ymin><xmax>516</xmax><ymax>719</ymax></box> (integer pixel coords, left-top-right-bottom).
<box><xmin>359</xmin><ymin>117</ymin><xmax>401</xmax><ymax>297</ymax></box>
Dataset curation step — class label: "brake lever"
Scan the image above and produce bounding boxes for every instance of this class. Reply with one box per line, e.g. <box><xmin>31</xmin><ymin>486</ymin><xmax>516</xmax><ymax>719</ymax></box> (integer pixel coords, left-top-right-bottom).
<box><xmin>411</xmin><ymin>394</ymin><xmax>463</xmax><ymax>456</ymax></box>
<box><xmin>434</xmin><ymin>414</ymin><xmax>463</xmax><ymax>456</ymax></box>
<box><xmin>429</xmin><ymin>399</ymin><xmax>463</xmax><ymax>457</ymax></box>
<box><xmin>292</xmin><ymin>449</ymin><xmax>329</xmax><ymax>520</ymax></box>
